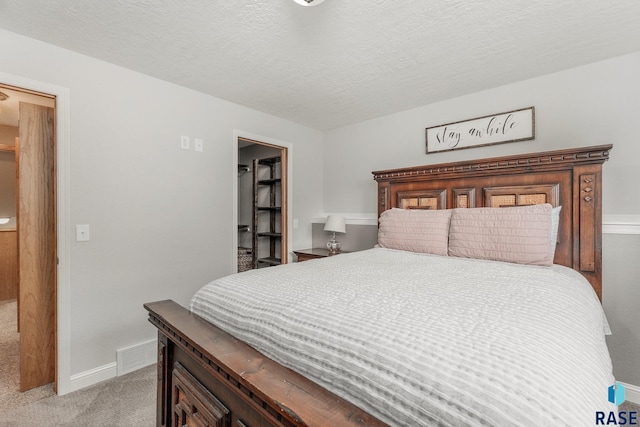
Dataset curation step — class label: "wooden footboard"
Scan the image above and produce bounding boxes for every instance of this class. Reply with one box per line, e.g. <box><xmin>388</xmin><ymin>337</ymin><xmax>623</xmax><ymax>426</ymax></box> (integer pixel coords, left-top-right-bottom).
<box><xmin>144</xmin><ymin>300</ymin><xmax>387</xmax><ymax>427</ymax></box>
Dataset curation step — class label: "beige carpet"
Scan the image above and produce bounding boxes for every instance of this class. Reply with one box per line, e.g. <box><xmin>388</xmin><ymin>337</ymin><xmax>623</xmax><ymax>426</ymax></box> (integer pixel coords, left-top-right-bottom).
<box><xmin>0</xmin><ymin>299</ymin><xmax>55</xmax><ymax>414</ymax></box>
<box><xmin>1</xmin><ymin>298</ymin><xmax>155</xmax><ymax>426</ymax></box>
<box><xmin>0</xmin><ymin>364</ymin><xmax>156</xmax><ymax>427</ymax></box>
<box><xmin>621</xmin><ymin>400</ymin><xmax>640</xmax><ymax>414</ymax></box>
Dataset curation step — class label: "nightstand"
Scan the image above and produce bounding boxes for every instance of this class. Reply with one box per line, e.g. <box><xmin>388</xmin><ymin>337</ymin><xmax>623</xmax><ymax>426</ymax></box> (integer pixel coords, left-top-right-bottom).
<box><xmin>293</xmin><ymin>248</ymin><xmax>348</xmax><ymax>262</ymax></box>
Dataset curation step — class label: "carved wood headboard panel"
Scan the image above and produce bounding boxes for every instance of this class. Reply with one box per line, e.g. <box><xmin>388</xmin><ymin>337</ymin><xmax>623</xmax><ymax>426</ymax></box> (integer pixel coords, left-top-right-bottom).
<box><xmin>372</xmin><ymin>145</ymin><xmax>612</xmax><ymax>300</ymax></box>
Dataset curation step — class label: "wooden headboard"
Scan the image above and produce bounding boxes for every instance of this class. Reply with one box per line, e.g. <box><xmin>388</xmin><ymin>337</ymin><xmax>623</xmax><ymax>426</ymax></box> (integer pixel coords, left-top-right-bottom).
<box><xmin>372</xmin><ymin>145</ymin><xmax>612</xmax><ymax>300</ymax></box>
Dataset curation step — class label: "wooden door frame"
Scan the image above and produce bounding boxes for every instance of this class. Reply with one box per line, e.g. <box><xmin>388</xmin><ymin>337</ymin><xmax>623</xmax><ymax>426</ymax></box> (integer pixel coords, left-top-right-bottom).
<box><xmin>232</xmin><ymin>130</ymin><xmax>292</xmax><ymax>272</ymax></box>
<box><xmin>0</xmin><ymin>73</ymin><xmax>71</xmax><ymax>395</ymax></box>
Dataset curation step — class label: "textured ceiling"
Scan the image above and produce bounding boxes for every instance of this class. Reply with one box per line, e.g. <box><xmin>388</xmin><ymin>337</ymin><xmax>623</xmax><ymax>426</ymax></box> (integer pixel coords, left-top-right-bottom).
<box><xmin>1</xmin><ymin>1</ymin><xmax>639</xmax><ymax>130</ymax></box>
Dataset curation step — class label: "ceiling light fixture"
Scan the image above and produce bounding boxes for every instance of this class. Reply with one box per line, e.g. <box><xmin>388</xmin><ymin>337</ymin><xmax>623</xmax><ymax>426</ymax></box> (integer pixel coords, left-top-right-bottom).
<box><xmin>293</xmin><ymin>0</ymin><xmax>326</xmax><ymax>6</ymax></box>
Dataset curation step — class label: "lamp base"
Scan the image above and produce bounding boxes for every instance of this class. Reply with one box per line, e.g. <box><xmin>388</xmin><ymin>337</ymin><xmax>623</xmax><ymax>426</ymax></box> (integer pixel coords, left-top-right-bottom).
<box><xmin>326</xmin><ymin>238</ymin><xmax>341</xmax><ymax>255</ymax></box>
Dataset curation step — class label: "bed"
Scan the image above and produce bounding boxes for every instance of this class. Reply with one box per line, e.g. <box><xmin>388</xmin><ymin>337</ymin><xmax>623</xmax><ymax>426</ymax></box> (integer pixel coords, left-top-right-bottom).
<box><xmin>145</xmin><ymin>144</ymin><xmax>614</xmax><ymax>427</ymax></box>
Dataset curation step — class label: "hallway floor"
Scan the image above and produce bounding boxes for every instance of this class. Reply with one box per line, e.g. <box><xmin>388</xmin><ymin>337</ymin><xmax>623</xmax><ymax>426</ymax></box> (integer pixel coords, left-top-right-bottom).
<box><xmin>0</xmin><ymin>299</ymin><xmax>54</xmax><ymax>414</ymax></box>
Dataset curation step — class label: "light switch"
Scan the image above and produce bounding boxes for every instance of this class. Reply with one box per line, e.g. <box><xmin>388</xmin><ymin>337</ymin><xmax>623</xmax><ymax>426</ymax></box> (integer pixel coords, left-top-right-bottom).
<box><xmin>180</xmin><ymin>136</ymin><xmax>190</xmax><ymax>150</ymax></box>
<box><xmin>194</xmin><ymin>138</ymin><xmax>203</xmax><ymax>152</ymax></box>
<box><xmin>293</xmin><ymin>218</ymin><xmax>299</xmax><ymax>229</ymax></box>
<box><xmin>76</xmin><ymin>224</ymin><xmax>90</xmax><ymax>242</ymax></box>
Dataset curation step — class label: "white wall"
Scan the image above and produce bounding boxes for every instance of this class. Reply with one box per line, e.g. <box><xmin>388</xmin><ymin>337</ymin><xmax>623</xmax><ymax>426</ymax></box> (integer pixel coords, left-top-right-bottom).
<box><xmin>323</xmin><ymin>52</ymin><xmax>640</xmax><ymax>386</ymax></box>
<box><xmin>603</xmin><ymin>234</ymin><xmax>640</xmax><ymax>388</ymax></box>
<box><xmin>0</xmin><ymin>29</ymin><xmax>323</xmax><ymax>383</ymax></box>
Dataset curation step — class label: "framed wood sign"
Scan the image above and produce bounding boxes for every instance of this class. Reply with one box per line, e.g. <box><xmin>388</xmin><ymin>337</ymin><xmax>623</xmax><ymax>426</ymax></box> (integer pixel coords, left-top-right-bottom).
<box><xmin>426</xmin><ymin>106</ymin><xmax>535</xmax><ymax>154</ymax></box>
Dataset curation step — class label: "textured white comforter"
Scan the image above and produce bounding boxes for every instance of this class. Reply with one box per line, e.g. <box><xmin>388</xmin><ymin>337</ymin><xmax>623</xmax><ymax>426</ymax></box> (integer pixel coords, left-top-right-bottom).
<box><xmin>190</xmin><ymin>248</ymin><xmax>616</xmax><ymax>426</ymax></box>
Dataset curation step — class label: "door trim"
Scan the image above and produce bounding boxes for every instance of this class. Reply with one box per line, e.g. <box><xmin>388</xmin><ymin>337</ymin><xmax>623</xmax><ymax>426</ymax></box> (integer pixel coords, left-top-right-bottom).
<box><xmin>232</xmin><ymin>130</ymin><xmax>293</xmax><ymax>272</ymax></box>
<box><xmin>0</xmin><ymin>72</ymin><xmax>71</xmax><ymax>395</ymax></box>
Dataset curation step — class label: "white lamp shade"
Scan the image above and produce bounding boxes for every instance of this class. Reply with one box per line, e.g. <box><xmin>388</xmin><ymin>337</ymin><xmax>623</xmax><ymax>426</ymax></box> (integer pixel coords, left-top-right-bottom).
<box><xmin>324</xmin><ymin>215</ymin><xmax>346</xmax><ymax>233</ymax></box>
<box><xmin>293</xmin><ymin>0</ymin><xmax>326</xmax><ymax>6</ymax></box>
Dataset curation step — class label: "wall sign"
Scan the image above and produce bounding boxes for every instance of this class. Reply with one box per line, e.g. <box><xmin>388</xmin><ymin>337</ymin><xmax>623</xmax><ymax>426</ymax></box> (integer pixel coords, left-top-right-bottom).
<box><xmin>426</xmin><ymin>106</ymin><xmax>535</xmax><ymax>154</ymax></box>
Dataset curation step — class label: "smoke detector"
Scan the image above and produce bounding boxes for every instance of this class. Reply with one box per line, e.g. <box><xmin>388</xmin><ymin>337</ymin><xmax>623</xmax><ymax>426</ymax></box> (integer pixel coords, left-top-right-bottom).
<box><xmin>293</xmin><ymin>0</ymin><xmax>326</xmax><ymax>6</ymax></box>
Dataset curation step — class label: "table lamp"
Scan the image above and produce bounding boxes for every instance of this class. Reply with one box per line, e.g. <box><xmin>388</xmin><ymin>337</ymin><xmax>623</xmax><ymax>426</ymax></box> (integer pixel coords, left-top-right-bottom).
<box><xmin>324</xmin><ymin>215</ymin><xmax>346</xmax><ymax>255</ymax></box>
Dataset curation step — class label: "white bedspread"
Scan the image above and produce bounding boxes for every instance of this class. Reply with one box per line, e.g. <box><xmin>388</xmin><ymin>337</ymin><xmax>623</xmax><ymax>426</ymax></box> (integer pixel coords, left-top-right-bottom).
<box><xmin>190</xmin><ymin>248</ymin><xmax>616</xmax><ymax>426</ymax></box>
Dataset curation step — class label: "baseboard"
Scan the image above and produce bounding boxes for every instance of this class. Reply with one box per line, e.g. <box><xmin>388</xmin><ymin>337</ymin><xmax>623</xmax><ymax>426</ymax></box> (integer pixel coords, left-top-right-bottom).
<box><xmin>621</xmin><ymin>381</ymin><xmax>640</xmax><ymax>405</ymax></box>
<box><xmin>116</xmin><ymin>338</ymin><xmax>157</xmax><ymax>376</ymax></box>
<box><xmin>67</xmin><ymin>339</ymin><xmax>157</xmax><ymax>393</ymax></box>
<box><xmin>68</xmin><ymin>362</ymin><xmax>117</xmax><ymax>393</ymax></box>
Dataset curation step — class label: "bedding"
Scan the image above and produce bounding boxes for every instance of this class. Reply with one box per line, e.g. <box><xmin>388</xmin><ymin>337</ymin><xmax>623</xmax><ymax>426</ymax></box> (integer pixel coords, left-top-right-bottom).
<box><xmin>190</xmin><ymin>248</ymin><xmax>615</xmax><ymax>426</ymax></box>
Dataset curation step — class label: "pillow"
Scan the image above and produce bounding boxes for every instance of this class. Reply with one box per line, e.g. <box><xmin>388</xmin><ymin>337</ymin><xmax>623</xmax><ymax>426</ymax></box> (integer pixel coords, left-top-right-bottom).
<box><xmin>550</xmin><ymin>206</ymin><xmax>562</xmax><ymax>260</ymax></box>
<box><xmin>448</xmin><ymin>204</ymin><xmax>553</xmax><ymax>266</ymax></box>
<box><xmin>376</xmin><ymin>208</ymin><xmax>452</xmax><ymax>256</ymax></box>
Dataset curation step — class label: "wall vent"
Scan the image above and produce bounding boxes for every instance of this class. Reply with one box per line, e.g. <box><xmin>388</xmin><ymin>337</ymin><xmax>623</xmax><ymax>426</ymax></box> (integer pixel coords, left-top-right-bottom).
<box><xmin>116</xmin><ymin>339</ymin><xmax>157</xmax><ymax>376</ymax></box>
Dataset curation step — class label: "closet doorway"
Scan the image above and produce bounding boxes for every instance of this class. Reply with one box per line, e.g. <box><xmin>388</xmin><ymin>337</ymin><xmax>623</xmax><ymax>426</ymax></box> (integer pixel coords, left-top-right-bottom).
<box><xmin>0</xmin><ymin>84</ymin><xmax>57</xmax><ymax>393</ymax></box>
<box><xmin>235</xmin><ymin>135</ymin><xmax>290</xmax><ymax>272</ymax></box>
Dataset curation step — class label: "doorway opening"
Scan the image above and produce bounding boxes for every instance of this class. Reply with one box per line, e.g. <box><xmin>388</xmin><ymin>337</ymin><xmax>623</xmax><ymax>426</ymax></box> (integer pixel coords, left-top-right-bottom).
<box><xmin>0</xmin><ymin>83</ymin><xmax>57</xmax><ymax>397</ymax></box>
<box><xmin>235</xmin><ymin>135</ymin><xmax>290</xmax><ymax>272</ymax></box>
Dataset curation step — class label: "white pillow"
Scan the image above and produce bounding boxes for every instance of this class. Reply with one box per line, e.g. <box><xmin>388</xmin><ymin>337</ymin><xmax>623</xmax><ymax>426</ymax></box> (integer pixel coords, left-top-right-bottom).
<box><xmin>550</xmin><ymin>206</ymin><xmax>562</xmax><ymax>260</ymax></box>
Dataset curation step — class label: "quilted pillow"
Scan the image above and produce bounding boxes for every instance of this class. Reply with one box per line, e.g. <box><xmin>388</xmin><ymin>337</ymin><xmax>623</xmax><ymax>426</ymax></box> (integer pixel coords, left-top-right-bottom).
<box><xmin>449</xmin><ymin>204</ymin><xmax>553</xmax><ymax>266</ymax></box>
<box><xmin>376</xmin><ymin>208</ymin><xmax>452</xmax><ymax>256</ymax></box>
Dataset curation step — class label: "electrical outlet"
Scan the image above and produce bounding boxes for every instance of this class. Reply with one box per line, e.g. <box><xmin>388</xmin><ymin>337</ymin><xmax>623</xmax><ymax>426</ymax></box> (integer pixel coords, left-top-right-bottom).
<box><xmin>180</xmin><ymin>136</ymin><xmax>190</xmax><ymax>150</ymax></box>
